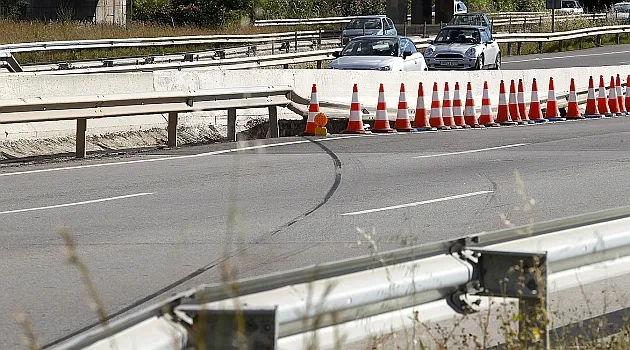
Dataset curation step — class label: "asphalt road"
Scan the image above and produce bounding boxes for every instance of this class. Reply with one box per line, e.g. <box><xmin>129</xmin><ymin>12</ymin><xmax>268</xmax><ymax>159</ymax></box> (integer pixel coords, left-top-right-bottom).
<box><xmin>503</xmin><ymin>44</ymin><xmax>630</xmax><ymax>70</ymax></box>
<box><xmin>3</xmin><ymin>117</ymin><xmax>630</xmax><ymax>348</ymax></box>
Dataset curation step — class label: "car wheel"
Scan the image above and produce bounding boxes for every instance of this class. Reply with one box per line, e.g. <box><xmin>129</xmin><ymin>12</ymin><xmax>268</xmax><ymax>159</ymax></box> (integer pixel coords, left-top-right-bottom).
<box><xmin>474</xmin><ymin>54</ymin><xmax>483</xmax><ymax>70</ymax></box>
<box><xmin>491</xmin><ymin>52</ymin><xmax>501</xmax><ymax>70</ymax></box>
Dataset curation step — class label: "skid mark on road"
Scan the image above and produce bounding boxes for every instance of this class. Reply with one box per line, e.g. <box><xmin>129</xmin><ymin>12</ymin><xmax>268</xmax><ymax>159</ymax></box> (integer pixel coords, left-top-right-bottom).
<box><xmin>413</xmin><ymin>144</ymin><xmax>527</xmax><ymax>159</ymax></box>
<box><xmin>340</xmin><ymin>190</ymin><xmax>493</xmax><ymax>216</ymax></box>
<box><xmin>0</xmin><ymin>192</ymin><xmax>153</xmax><ymax>215</ymax></box>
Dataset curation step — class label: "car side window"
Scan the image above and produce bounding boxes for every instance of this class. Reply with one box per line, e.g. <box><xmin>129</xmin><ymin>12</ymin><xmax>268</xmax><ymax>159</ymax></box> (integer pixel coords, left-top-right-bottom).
<box><xmin>457</xmin><ymin>3</ymin><xmax>466</xmax><ymax>11</ymax></box>
<box><xmin>480</xmin><ymin>29</ymin><xmax>490</xmax><ymax>43</ymax></box>
<box><xmin>401</xmin><ymin>39</ymin><xmax>418</xmax><ymax>55</ymax></box>
<box><xmin>384</xmin><ymin>19</ymin><xmax>393</xmax><ymax>30</ymax></box>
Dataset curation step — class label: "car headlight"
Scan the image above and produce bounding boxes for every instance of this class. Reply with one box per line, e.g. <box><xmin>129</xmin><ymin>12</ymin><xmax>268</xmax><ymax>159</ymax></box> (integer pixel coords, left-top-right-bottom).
<box><xmin>423</xmin><ymin>48</ymin><xmax>434</xmax><ymax>57</ymax></box>
<box><xmin>377</xmin><ymin>66</ymin><xmax>392</xmax><ymax>71</ymax></box>
<box><xmin>465</xmin><ymin>47</ymin><xmax>477</xmax><ymax>57</ymax></box>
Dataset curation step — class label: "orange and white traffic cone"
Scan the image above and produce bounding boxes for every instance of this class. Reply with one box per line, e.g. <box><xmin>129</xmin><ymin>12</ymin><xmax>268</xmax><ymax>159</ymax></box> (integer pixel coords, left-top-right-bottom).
<box><xmin>546</xmin><ymin>77</ymin><xmax>566</xmax><ymax>122</ymax></box>
<box><xmin>464</xmin><ymin>82</ymin><xmax>482</xmax><ymax>128</ymax></box>
<box><xmin>598</xmin><ymin>75</ymin><xmax>613</xmax><ymax>117</ymax></box>
<box><xmin>442</xmin><ymin>82</ymin><xmax>458</xmax><ymax>129</ymax></box>
<box><xmin>453</xmin><ymin>82</ymin><xmax>470</xmax><ymax>128</ymax></box>
<box><xmin>372</xmin><ymin>84</ymin><xmax>394</xmax><ymax>133</ymax></box>
<box><xmin>584</xmin><ymin>76</ymin><xmax>600</xmax><ymax>118</ymax></box>
<box><xmin>565</xmin><ymin>78</ymin><xmax>584</xmax><ymax>120</ymax></box>
<box><xmin>616</xmin><ymin>74</ymin><xmax>627</xmax><ymax>116</ymax></box>
<box><xmin>302</xmin><ymin>84</ymin><xmax>319</xmax><ymax>136</ymax></box>
<box><xmin>479</xmin><ymin>81</ymin><xmax>499</xmax><ymax>127</ymax></box>
<box><xmin>626</xmin><ymin>75</ymin><xmax>630</xmax><ymax>116</ymax></box>
<box><xmin>413</xmin><ymin>82</ymin><xmax>436</xmax><ymax>131</ymax></box>
<box><xmin>609</xmin><ymin>76</ymin><xmax>622</xmax><ymax>117</ymax></box>
<box><xmin>394</xmin><ymin>83</ymin><xmax>413</xmax><ymax>132</ymax></box>
<box><xmin>496</xmin><ymin>80</ymin><xmax>517</xmax><ymax>125</ymax></box>
<box><xmin>342</xmin><ymin>84</ymin><xmax>366</xmax><ymax>134</ymax></box>
<box><xmin>518</xmin><ymin>79</ymin><xmax>532</xmax><ymax>124</ymax></box>
<box><xmin>508</xmin><ymin>80</ymin><xmax>524</xmax><ymax>125</ymax></box>
<box><xmin>528</xmin><ymin>78</ymin><xmax>547</xmax><ymax>123</ymax></box>
<box><xmin>429</xmin><ymin>82</ymin><xmax>449</xmax><ymax>130</ymax></box>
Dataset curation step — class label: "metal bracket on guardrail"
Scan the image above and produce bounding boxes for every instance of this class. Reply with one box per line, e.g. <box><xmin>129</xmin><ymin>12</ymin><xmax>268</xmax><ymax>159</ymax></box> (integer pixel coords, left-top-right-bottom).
<box><xmin>0</xmin><ymin>51</ymin><xmax>23</xmax><ymax>72</ymax></box>
<box><xmin>176</xmin><ymin>305</ymin><xmax>279</xmax><ymax>350</ymax></box>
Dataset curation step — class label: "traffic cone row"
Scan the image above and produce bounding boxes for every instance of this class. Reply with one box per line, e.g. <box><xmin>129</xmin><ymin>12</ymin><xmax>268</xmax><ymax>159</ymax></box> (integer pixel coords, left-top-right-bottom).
<box><xmin>323</xmin><ymin>74</ymin><xmax>630</xmax><ymax>136</ymax></box>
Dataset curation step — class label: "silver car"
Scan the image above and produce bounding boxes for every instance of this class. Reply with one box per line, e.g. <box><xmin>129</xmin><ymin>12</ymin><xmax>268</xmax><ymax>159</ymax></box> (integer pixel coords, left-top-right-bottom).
<box><xmin>329</xmin><ymin>36</ymin><xmax>428</xmax><ymax>71</ymax></box>
<box><xmin>423</xmin><ymin>25</ymin><xmax>501</xmax><ymax>70</ymax></box>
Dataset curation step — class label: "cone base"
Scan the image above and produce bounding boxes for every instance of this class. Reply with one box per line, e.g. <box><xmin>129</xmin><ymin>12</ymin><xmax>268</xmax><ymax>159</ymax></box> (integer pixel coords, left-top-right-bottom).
<box><xmin>436</xmin><ymin>126</ymin><xmax>451</xmax><ymax>130</ymax></box>
<box><xmin>530</xmin><ymin>119</ymin><xmax>549</xmax><ymax>123</ymax></box>
<box><xmin>584</xmin><ymin>114</ymin><xmax>601</xmax><ymax>119</ymax></box>
<box><xmin>301</xmin><ymin>132</ymin><xmax>316</xmax><ymax>136</ymax></box>
<box><xmin>395</xmin><ymin>128</ymin><xmax>414</xmax><ymax>132</ymax></box>
<box><xmin>342</xmin><ymin>130</ymin><xmax>366</xmax><ymax>134</ymax></box>
<box><xmin>372</xmin><ymin>129</ymin><xmax>395</xmax><ymax>133</ymax></box>
<box><xmin>456</xmin><ymin>125</ymin><xmax>472</xmax><ymax>129</ymax></box>
<box><xmin>484</xmin><ymin>123</ymin><xmax>500</xmax><ymax>127</ymax></box>
<box><xmin>547</xmin><ymin>117</ymin><xmax>567</xmax><ymax>122</ymax></box>
<box><xmin>468</xmin><ymin>124</ymin><xmax>484</xmax><ymax>128</ymax></box>
<box><xmin>565</xmin><ymin>115</ymin><xmax>585</xmax><ymax>120</ymax></box>
<box><xmin>499</xmin><ymin>121</ymin><xmax>518</xmax><ymax>126</ymax></box>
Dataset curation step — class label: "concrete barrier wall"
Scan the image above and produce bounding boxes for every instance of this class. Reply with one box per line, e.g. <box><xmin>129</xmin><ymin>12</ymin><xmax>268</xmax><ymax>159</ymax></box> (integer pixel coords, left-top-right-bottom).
<box><xmin>2</xmin><ymin>66</ymin><xmax>629</xmax><ymax>141</ymax></box>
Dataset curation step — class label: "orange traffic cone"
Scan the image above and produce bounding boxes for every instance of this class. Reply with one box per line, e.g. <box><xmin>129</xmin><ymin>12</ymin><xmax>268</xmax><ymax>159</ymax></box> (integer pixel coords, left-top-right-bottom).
<box><xmin>429</xmin><ymin>82</ymin><xmax>449</xmax><ymax>130</ymax></box>
<box><xmin>616</xmin><ymin>74</ymin><xmax>627</xmax><ymax>116</ymax></box>
<box><xmin>584</xmin><ymin>76</ymin><xmax>600</xmax><ymax>118</ymax></box>
<box><xmin>394</xmin><ymin>83</ymin><xmax>413</xmax><ymax>132</ymax></box>
<box><xmin>528</xmin><ymin>78</ymin><xmax>547</xmax><ymax>123</ymax></box>
<box><xmin>413</xmin><ymin>82</ymin><xmax>436</xmax><ymax>131</ymax></box>
<box><xmin>372</xmin><ymin>84</ymin><xmax>394</xmax><ymax>133</ymax></box>
<box><xmin>496</xmin><ymin>80</ymin><xmax>517</xmax><ymax>125</ymax></box>
<box><xmin>598</xmin><ymin>75</ymin><xmax>613</xmax><ymax>117</ymax></box>
<box><xmin>546</xmin><ymin>77</ymin><xmax>566</xmax><ymax>122</ymax></box>
<box><xmin>508</xmin><ymin>80</ymin><xmax>524</xmax><ymax>124</ymax></box>
<box><xmin>565</xmin><ymin>78</ymin><xmax>584</xmax><ymax>120</ymax></box>
<box><xmin>626</xmin><ymin>75</ymin><xmax>630</xmax><ymax>116</ymax></box>
<box><xmin>442</xmin><ymin>82</ymin><xmax>458</xmax><ymax>128</ymax></box>
<box><xmin>464</xmin><ymin>82</ymin><xmax>482</xmax><ymax>128</ymax></box>
<box><xmin>453</xmin><ymin>82</ymin><xmax>470</xmax><ymax>128</ymax></box>
<box><xmin>609</xmin><ymin>76</ymin><xmax>621</xmax><ymax>117</ymax></box>
<box><xmin>303</xmin><ymin>84</ymin><xmax>319</xmax><ymax>136</ymax></box>
<box><xmin>342</xmin><ymin>84</ymin><xmax>366</xmax><ymax>134</ymax></box>
<box><xmin>479</xmin><ymin>81</ymin><xmax>499</xmax><ymax>127</ymax></box>
<box><xmin>518</xmin><ymin>79</ymin><xmax>532</xmax><ymax>124</ymax></box>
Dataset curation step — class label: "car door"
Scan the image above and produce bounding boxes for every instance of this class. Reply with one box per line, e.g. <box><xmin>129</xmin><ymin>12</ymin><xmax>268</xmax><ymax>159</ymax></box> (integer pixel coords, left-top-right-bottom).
<box><xmin>401</xmin><ymin>38</ymin><xmax>425</xmax><ymax>71</ymax></box>
<box><xmin>480</xmin><ymin>29</ymin><xmax>497</xmax><ymax>67</ymax></box>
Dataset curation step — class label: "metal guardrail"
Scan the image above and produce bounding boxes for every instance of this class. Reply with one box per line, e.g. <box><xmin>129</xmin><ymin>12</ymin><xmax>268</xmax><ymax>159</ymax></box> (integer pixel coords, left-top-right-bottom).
<box><xmin>0</xmin><ymin>86</ymin><xmax>294</xmax><ymax>158</ymax></box>
<box><xmin>47</xmin><ymin>206</ymin><xmax>630</xmax><ymax>350</ymax></box>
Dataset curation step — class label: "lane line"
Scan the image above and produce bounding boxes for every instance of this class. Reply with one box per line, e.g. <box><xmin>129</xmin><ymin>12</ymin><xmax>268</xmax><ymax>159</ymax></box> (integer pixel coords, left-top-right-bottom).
<box><xmin>413</xmin><ymin>143</ymin><xmax>527</xmax><ymax>159</ymax></box>
<box><xmin>340</xmin><ymin>191</ymin><xmax>493</xmax><ymax>216</ymax></box>
<box><xmin>503</xmin><ymin>49</ymin><xmax>630</xmax><ymax>64</ymax></box>
<box><xmin>0</xmin><ymin>192</ymin><xmax>153</xmax><ymax>215</ymax></box>
<box><xmin>0</xmin><ymin>134</ymin><xmax>374</xmax><ymax>178</ymax></box>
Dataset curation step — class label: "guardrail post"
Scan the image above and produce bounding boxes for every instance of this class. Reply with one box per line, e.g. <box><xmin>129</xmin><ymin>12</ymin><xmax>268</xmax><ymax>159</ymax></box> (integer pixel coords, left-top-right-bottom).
<box><xmin>596</xmin><ymin>34</ymin><xmax>602</xmax><ymax>46</ymax></box>
<box><xmin>168</xmin><ymin>112</ymin><xmax>178</xmax><ymax>148</ymax></box>
<box><xmin>517</xmin><ymin>42</ymin><xmax>522</xmax><ymax>55</ymax></box>
<box><xmin>272</xmin><ymin>41</ymin><xmax>275</xmax><ymax>55</ymax></box>
<box><xmin>523</xmin><ymin>17</ymin><xmax>527</xmax><ymax>32</ymax></box>
<box><xmin>423</xmin><ymin>22</ymin><xmax>427</xmax><ymax>38</ymax></box>
<box><xmin>268</xmin><ymin>106</ymin><xmax>279</xmax><ymax>138</ymax></box>
<box><xmin>539</xmin><ymin>16</ymin><xmax>542</xmax><ymax>31</ymax></box>
<box><xmin>227</xmin><ymin>108</ymin><xmax>237</xmax><ymax>142</ymax></box>
<box><xmin>294</xmin><ymin>31</ymin><xmax>298</xmax><ymax>53</ymax></box>
<box><xmin>76</xmin><ymin>118</ymin><xmax>87</xmax><ymax>159</ymax></box>
<box><xmin>558</xmin><ymin>40</ymin><xmax>563</xmax><ymax>52</ymax></box>
<box><xmin>538</xmin><ymin>41</ymin><xmax>543</xmax><ymax>53</ymax></box>
<box><xmin>317</xmin><ymin>60</ymin><xmax>323</xmax><ymax>69</ymax></box>
<box><xmin>579</xmin><ymin>37</ymin><xmax>583</xmax><ymax>49</ymax></box>
<box><xmin>283</xmin><ymin>63</ymin><xmax>289</xmax><ymax>69</ymax></box>
<box><xmin>507</xmin><ymin>42</ymin><xmax>512</xmax><ymax>56</ymax></box>
<box><xmin>318</xmin><ymin>29</ymin><xmax>322</xmax><ymax>49</ymax></box>
<box><xmin>509</xmin><ymin>16</ymin><xmax>512</xmax><ymax>32</ymax></box>
<box><xmin>616</xmin><ymin>33</ymin><xmax>621</xmax><ymax>44</ymax></box>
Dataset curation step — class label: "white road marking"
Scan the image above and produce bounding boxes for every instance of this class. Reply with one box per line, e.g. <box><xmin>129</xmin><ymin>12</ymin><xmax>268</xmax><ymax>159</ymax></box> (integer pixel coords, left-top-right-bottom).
<box><xmin>0</xmin><ymin>192</ymin><xmax>153</xmax><ymax>215</ymax></box>
<box><xmin>0</xmin><ymin>134</ymin><xmax>374</xmax><ymax>178</ymax></box>
<box><xmin>503</xmin><ymin>49</ymin><xmax>630</xmax><ymax>64</ymax></box>
<box><xmin>413</xmin><ymin>143</ymin><xmax>527</xmax><ymax>159</ymax></box>
<box><xmin>340</xmin><ymin>191</ymin><xmax>493</xmax><ymax>216</ymax></box>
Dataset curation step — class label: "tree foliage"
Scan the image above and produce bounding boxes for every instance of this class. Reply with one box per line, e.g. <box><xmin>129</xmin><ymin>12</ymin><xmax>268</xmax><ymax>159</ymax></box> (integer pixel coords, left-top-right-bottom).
<box><xmin>0</xmin><ymin>0</ymin><xmax>29</xmax><ymax>20</ymax></box>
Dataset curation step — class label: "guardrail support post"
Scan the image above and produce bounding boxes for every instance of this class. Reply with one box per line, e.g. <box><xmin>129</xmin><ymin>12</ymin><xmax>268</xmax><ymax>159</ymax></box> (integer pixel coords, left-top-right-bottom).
<box><xmin>76</xmin><ymin>118</ymin><xmax>87</xmax><ymax>159</ymax></box>
<box><xmin>517</xmin><ymin>42</ymin><xmax>522</xmax><ymax>55</ymax></box>
<box><xmin>507</xmin><ymin>42</ymin><xmax>512</xmax><ymax>56</ymax></box>
<box><xmin>579</xmin><ymin>37</ymin><xmax>583</xmax><ymax>49</ymax></box>
<box><xmin>538</xmin><ymin>41</ymin><xmax>543</xmax><ymax>53</ymax></box>
<box><xmin>268</xmin><ymin>106</ymin><xmax>279</xmax><ymax>138</ymax></box>
<box><xmin>227</xmin><ymin>108</ymin><xmax>237</xmax><ymax>142</ymax></box>
<box><xmin>317</xmin><ymin>60</ymin><xmax>323</xmax><ymax>69</ymax></box>
<box><xmin>294</xmin><ymin>31</ymin><xmax>298</xmax><ymax>53</ymax></box>
<box><xmin>596</xmin><ymin>34</ymin><xmax>602</xmax><ymax>47</ymax></box>
<box><xmin>168</xmin><ymin>112</ymin><xmax>178</xmax><ymax>148</ymax></box>
<box><xmin>283</xmin><ymin>64</ymin><xmax>289</xmax><ymax>69</ymax></box>
<box><xmin>318</xmin><ymin>29</ymin><xmax>322</xmax><ymax>49</ymax></box>
<box><xmin>616</xmin><ymin>33</ymin><xmax>621</xmax><ymax>44</ymax></box>
<box><xmin>558</xmin><ymin>40</ymin><xmax>563</xmax><ymax>52</ymax></box>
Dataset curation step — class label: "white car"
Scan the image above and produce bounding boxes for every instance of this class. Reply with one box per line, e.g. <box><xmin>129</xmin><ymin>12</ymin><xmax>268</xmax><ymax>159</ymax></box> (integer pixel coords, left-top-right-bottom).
<box><xmin>557</xmin><ymin>0</ymin><xmax>584</xmax><ymax>14</ymax></box>
<box><xmin>423</xmin><ymin>25</ymin><xmax>501</xmax><ymax>70</ymax></box>
<box><xmin>329</xmin><ymin>36</ymin><xmax>428</xmax><ymax>71</ymax></box>
<box><xmin>610</xmin><ymin>2</ymin><xmax>630</xmax><ymax>20</ymax></box>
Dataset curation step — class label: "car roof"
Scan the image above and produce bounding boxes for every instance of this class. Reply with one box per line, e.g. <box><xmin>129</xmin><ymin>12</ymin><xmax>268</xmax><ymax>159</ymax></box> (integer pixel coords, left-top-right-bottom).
<box><xmin>349</xmin><ymin>35</ymin><xmax>407</xmax><ymax>40</ymax></box>
<box><xmin>441</xmin><ymin>25</ymin><xmax>486</xmax><ymax>30</ymax></box>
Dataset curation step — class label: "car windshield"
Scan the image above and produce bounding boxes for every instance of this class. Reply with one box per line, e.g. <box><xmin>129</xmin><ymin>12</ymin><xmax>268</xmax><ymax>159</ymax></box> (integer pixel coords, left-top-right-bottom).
<box><xmin>614</xmin><ymin>3</ymin><xmax>630</xmax><ymax>11</ymax></box>
<box><xmin>341</xmin><ymin>38</ymin><xmax>399</xmax><ymax>57</ymax></box>
<box><xmin>434</xmin><ymin>28</ymin><xmax>481</xmax><ymax>44</ymax></box>
<box><xmin>346</xmin><ymin>18</ymin><xmax>382</xmax><ymax>30</ymax></box>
